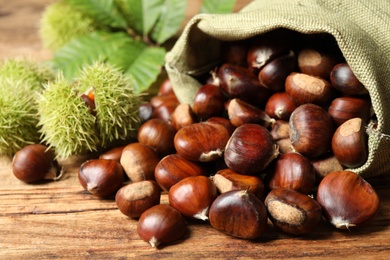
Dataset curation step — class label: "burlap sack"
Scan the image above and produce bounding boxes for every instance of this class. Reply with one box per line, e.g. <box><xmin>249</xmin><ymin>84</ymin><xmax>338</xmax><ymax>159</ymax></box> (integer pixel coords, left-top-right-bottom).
<box><xmin>165</xmin><ymin>0</ymin><xmax>390</xmax><ymax>177</ymax></box>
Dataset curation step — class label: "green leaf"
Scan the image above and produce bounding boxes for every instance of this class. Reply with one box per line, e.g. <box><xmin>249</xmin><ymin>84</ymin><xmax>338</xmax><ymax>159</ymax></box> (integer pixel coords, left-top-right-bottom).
<box><xmin>65</xmin><ymin>0</ymin><xmax>128</xmax><ymax>29</ymax></box>
<box><xmin>150</xmin><ymin>0</ymin><xmax>187</xmax><ymax>44</ymax></box>
<box><xmin>200</xmin><ymin>0</ymin><xmax>236</xmax><ymax>14</ymax></box>
<box><xmin>123</xmin><ymin>47</ymin><xmax>166</xmax><ymax>93</ymax></box>
<box><xmin>52</xmin><ymin>31</ymin><xmax>132</xmax><ymax>78</ymax></box>
<box><xmin>118</xmin><ymin>0</ymin><xmax>164</xmax><ymax>36</ymax></box>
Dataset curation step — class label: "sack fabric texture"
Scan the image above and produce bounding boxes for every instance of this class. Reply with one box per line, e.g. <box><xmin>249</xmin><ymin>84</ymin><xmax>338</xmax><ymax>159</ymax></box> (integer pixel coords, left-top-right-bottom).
<box><xmin>165</xmin><ymin>0</ymin><xmax>390</xmax><ymax>178</ymax></box>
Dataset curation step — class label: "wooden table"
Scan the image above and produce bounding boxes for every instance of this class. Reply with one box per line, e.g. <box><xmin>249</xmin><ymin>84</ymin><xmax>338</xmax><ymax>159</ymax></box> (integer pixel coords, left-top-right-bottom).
<box><xmin>1</xmin><ymin>1</ymin><xmax>390</xmax><ymax>259</ymax></box>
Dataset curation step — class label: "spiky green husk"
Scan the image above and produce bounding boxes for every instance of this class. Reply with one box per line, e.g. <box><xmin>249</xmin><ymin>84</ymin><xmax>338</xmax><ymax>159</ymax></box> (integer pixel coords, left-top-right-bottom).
<box><xmin>39</xmin><ymin>1</ymin><xmax>96</xmax><ymax>51</ymax></box>
<box><xmin>0</xmin><ymin>58</ymin><xmax>54</xmax><ymax>91</ymax></box>
<box><xmin>38</xmin><ymin>75</ymin><xmax>99</xmax><ymax>159</ymax></box>
<box><xmin>77</xmin><ymin>62</ymin><xmax>142</xmax><ymax>148</ymax></box>
<box><xmin>0</xmin><ymin>80</ymin><xmax>41</xmax><ymax>156</ymax></box>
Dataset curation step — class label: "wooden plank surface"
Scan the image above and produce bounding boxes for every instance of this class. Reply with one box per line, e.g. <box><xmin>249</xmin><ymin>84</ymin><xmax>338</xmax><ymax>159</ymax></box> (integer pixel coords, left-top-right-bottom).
<box><xmin>1</xmin><ymin>1</ymin><xmax>390</xmax><ymax>259</ymax></box>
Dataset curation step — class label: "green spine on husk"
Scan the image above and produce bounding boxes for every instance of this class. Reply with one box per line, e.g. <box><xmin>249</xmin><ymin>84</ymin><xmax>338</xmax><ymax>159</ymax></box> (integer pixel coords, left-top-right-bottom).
<box><xmin>77</xmin><ymin>62</ymin><xmax>142</xmax><ymax>148</ymax></box>
<box><xmin>0</xmin><ymin>58</ymin><xmax>55</xmax><ymax>91</ymax></box>
<box><xmin>37</xmin><ymin>74</ymin><xmax>99</xmax><ymax>159</ymax></box>
<box><xmin>39</xmin><ymin>0</ymin><xmax>96</xmax><ymax>51</ymax></box>
<box><xmin>0</xmin><ymin>80</ymin><xmax>41</xmax><ymax>156</ymax></box>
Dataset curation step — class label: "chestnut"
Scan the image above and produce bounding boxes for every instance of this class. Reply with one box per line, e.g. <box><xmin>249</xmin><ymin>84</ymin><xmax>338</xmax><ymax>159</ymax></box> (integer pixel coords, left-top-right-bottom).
<box><xmin>270</xmin><ymin>120</ymin><xmax>290</xmax><ymax>141</ymax></box>
<box><xmin>224</xmin><ymin>124</ymin><xmax>279</xmax><ymax>175</ymax></box>
<box><xmin>311</xmin><ymin>154</ymin><xmax>344</xmax><ymax>181</ymax></box>
<box><xmin>209</xmin><ymin>190</ymin><xmax>268</xmax><ymax>239</ymax></box>
<box><xmin>78</xmin><ymin>159</ymin><xmax>124</xmax><ymax>198</ymax></box>
<box><xmin>265</xmin><ymin>188</ymin><xmax>322</xmax><ymax>235</ymax></box>
<box><xmin>217</xmin><ymin>63</ymin><xmax>271</xmax><ymax>106</ymax></box>
<box><xmin>138</xmin><ymin>103</ymin><xmax>154</xmax><ymax>123</ymax></box>
<box><xmin>330</xmin><ymin>63</ymin><xmax>368</xmax><ymax>95</ymax></box>
<box><xmin>297</xmin><ymin>48</ymin><xmax>342</xmax><ymax>80</ymax></box>
<box><xmin>170</xmin><ymin>103</ymin><xmax>197</xmax><ymax>130</ymax></box>
<box><xmin>154</xmin><ymin>154</ymin><xmax>209</xmax><ymax>192</ymax></box>
<box><xmin>227</xmin><ymin>98</ymin><xmax>275</xmax><ymax>128</ymax></box>
<box><xmin>211</xmin><ymin>168</ymin><xmax>265</xmax><ymax>199</ymax></box>
<box><xmin>168</xmin><ymin>175</ymin><xmax>218</xmax><ymax>221</ymax></box>
<box><xmin>316</xmin><ymin>170</ymin><xmax>380</xmax><ymax>229</ymax></box>
<box><xmin>137</xmin><ymin>204</ymin><xmax>187</xmax><ymax>248</ymax></box>
<box><xmin>289</xmin><ymin>103</ymin><xmax>334</xmax><ymax>158</ymax></box>
<box><xmin>328</xmin><ymin>96</ymin><xmax>371</xmax><ymax>126</ymax></box>
<box><xmin>221</xmin><ymin>40</ymin><xmax>248</xmax><ymax>67</ymax></box>
<box><xmin>331</xmin><ymin>117</ymin><xmax>368</xmax><ymax>168</ymax></box>
<box><xmin>192</xmin><ymin>83</ymin><xmax>225</xmax><ymax>120</ymax></box>
<box><xmin>115</xmin><ymin>180</ymin><xmax>161</xmax><ymax>218</ymax></box>
<box><xmin>174</xmin><ymin>122</ymin><xmax>230</xmax><ymax>162</ymax></box>
<box><xmin>285</xmin><ymin>72</ymin><xmax>334</xmax><ymax>106</ymax></box>
<box><xmin>157</xmin><ymin>78</ymin><xmax>175</xmax><ymax>96</ymax></box>
<box><xmin>137</xmin><ymin>118</ymin><xmax>176</xmax><ymax>157</ymax></box>
<box><xmin>265</xmin><ymin>92</ymin><xmax>298</xmax><ymax>121</ymax></box>
<box><xmin>258</xmin><ymin>50</ymin><xmax>297</xmax><ymax>92</ymax></box>
<box><xmin>12</xmin><ymin>144</ymin><xmax>61</xmax><ymax>183</ymax></box>
<box><xmin>120</xmin><ymin>142</ymin><xmax>160</xmax><ymax>182</ymax></box>
<box><xmin>267</xmin><ymin>152</ymin><xmax>316</xmax><ymax>194</ymax></box>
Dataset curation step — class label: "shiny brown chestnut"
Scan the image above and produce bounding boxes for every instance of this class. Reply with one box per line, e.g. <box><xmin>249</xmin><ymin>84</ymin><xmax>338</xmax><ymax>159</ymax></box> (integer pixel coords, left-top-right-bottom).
<box><xmin>265</xmin><ymin>92</ymin><xmax>298</xmax><ymax>121</ymax></box>
<box><xmin>192</xmin><ymin>83</ymin><xmax>225</xmax><ymax>120</ymax></box>
<box><xmin>328</xmin><ymin>96</ymin><xmax>371</xmax><ymax>126</ymax></box>
<box><xmin>120</xmin><ymin>142</ymin><xmax>160</xmax><ymax>182</ymax></box>
<box><xmin>316</xmin><ymin>170</ymin><xmax>380</xmax><ymax>229</ymax></box>
<box><xmin>212</xmin><ymin>168</ymin><xmax>265</xmax><ymax>199</ymax></box>
<box><xmin>258</xmin><ymin>50</ymin><xmax>297</xmax><ymax>92</ymax></box>
<box><xmin>209</xmin><ymin>190</ymin><xmax>268</xmax><ymax>239</ymax></box>
<box><xmin>297</xmin><ymin>48</ymin><xmax>342</xmax><ymax>80</ymax></box>
<box><xmin>217</xmin><ymin>63</ymin><xmax>271</xmax><ymax>106</ymax></box>
<box><xmin>268</xmin><ymin>152</ymin><xmax>316</xmax><ymax>194</ymax></box>
<box><xmin>137</xmin><ymin>118</ymin><xmax>176</xmax><ymax>157</ymax></box>
<box><xmin>289</xmin><ymin>103</ymin><xmax>334</xmax><ymax>158</ymax></box>
<box><xmin>157</xmin><ymin>78</ymin><xmax>175</xmax><ymax>96</ymax></box>
<box><xmin>205</xmin><ymin>117</ymin><xmax>236</xmax><ymax>136</ymax></box>
<box><xmin>12</xmin><ymin>144</ymin><xmax>61</xmax><ymax>183</ymax></box>
<box><xmin>170</xmin><ymin>103</ymin><xmax>197</xmax><ymax>130</ymax></box>
<box><xmin>174</xmin><ymin>122</ymin><xmax>230</xmax><ymax>162</ymax></box>
<box><xmin>330</xmin><ymin>63</ymin><xmax>368</xmax><ymax>95</ymax></box>
<box><xmin>228</xmin><ymin>98</ymin><xmax>275</xmax><ymax>128</ymax></box>
<box><xmin>78</xmin><ymin>159</ymin><xmax>124</xmax><ymax>198</ymax></box>
<box><xmin>168</xmin><ymin>175</ymin><xmax>218</xmax><ymax>221</ymax></box>
<box><xmin>285</xmin><ymin>72</ymin><xmax>334</xmax><ymax>106</ymax></box>
<box><xmin>137</xmin><ymin>204</ymin><xmax>187</xmax><ymax>248</ymax></box>
<box><xmin>221</xmin><ymin>40</ymin><xmax>248</xmax><ymax>67</ymax></box>
<box><xmin>115</xmin><ymin>180</ymin><xmax>161</xmax><ymax>218</ymax></box>
<box><xmin>265</xmin><ymin>188</ymin><xmax>322</xmax><ymax>235</ymax></box>
<box><xmin>224</xmin><ymin>124</ymin><xmax>279</xmax><ymax>175</ymax></box>
<box><xmin>154</xmin><ymin>154</ymin><xmax>209</xmax><ymax>192</ymax></box>
<box><xmin>332</xmin><ymin>117</ymin><xmax>368</xmax><ymax>168</ymax></box>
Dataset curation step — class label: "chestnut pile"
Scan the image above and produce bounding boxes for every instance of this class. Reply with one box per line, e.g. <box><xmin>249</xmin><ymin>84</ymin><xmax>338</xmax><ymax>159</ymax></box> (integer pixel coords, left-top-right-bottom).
<box><xmin>11</xmin><ymin>30</ymin><xmax>380</xmax><ymax>248</ymax></box>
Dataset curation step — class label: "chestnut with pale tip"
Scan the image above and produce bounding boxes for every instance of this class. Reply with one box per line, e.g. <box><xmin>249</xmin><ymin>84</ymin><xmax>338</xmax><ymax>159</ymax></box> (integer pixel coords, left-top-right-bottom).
<box><xmin>115</xmin><ymin>180</ymin><xmax>161</xmax><ymax>218</ymax></box>
<box><xmin>265</xmin><ymin>188</ymin><xmax>322</xmax><ymax>235</ymax></box>
<box><xmin>78</xmin><ymin>159</ymin><xmax>124</xmax><ymax>198</ymax></box>
<box><xmin>285</xmin><ymin>72</ymin><xmax>334</xmax><ymax>106</ymax></box>
<box><xmin>137</xmin><ymin>204</ymin><xmax>187</xmax><ymax>248</ymax></box>
<box><xmin>170</xmin><ymin>103</ymin><xmax>197</xmax><ymax>130</ymax></box>
<box><xmin>316</xmin><ymin>170</ymin><xmax>380</xmax><ymax>229</ymax></box>
<box><xmin>120</xmin><ymin>142</ymin><xmax>160</xmax><ymax>182</ymax></box>
<box><xmin>209</xmin><ymin>190</ymin><xmax>268</xmax><ymax>239</ymax></box>
<box><xmin>12</xmin><ymin>144</ymin><xmax>62</xmax><ymax>183</ymax></box>
<box><xmin>228</xmin><ymin>98</ymin><xmax>275</xmax><ymax>128</ymax></box>
<box><xmin>211</xmin><ymin>168</ymin><xmax>265</xmax><ymax>199</ymax></box>
<box><xmin>174</xmin><ymin>122</ymin><xmax>230</xmax><ymax>162</ymax></box>
<box><xmin>168</xmin><ymin>175</ymin><xmax>218</xmax><ymax>221</ymax></box>
<box><xmin>332</xmin><ymin>117</ymin><xmax>368</xmax><ymax>168</ymax></box>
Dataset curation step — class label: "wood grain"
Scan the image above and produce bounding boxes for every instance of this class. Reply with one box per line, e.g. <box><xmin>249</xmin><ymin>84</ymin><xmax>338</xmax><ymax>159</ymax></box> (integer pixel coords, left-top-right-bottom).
<box><xmin>1</xmin><ymin>1</ymin><xmax>390</xmax><ymax>259</ymax></box>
